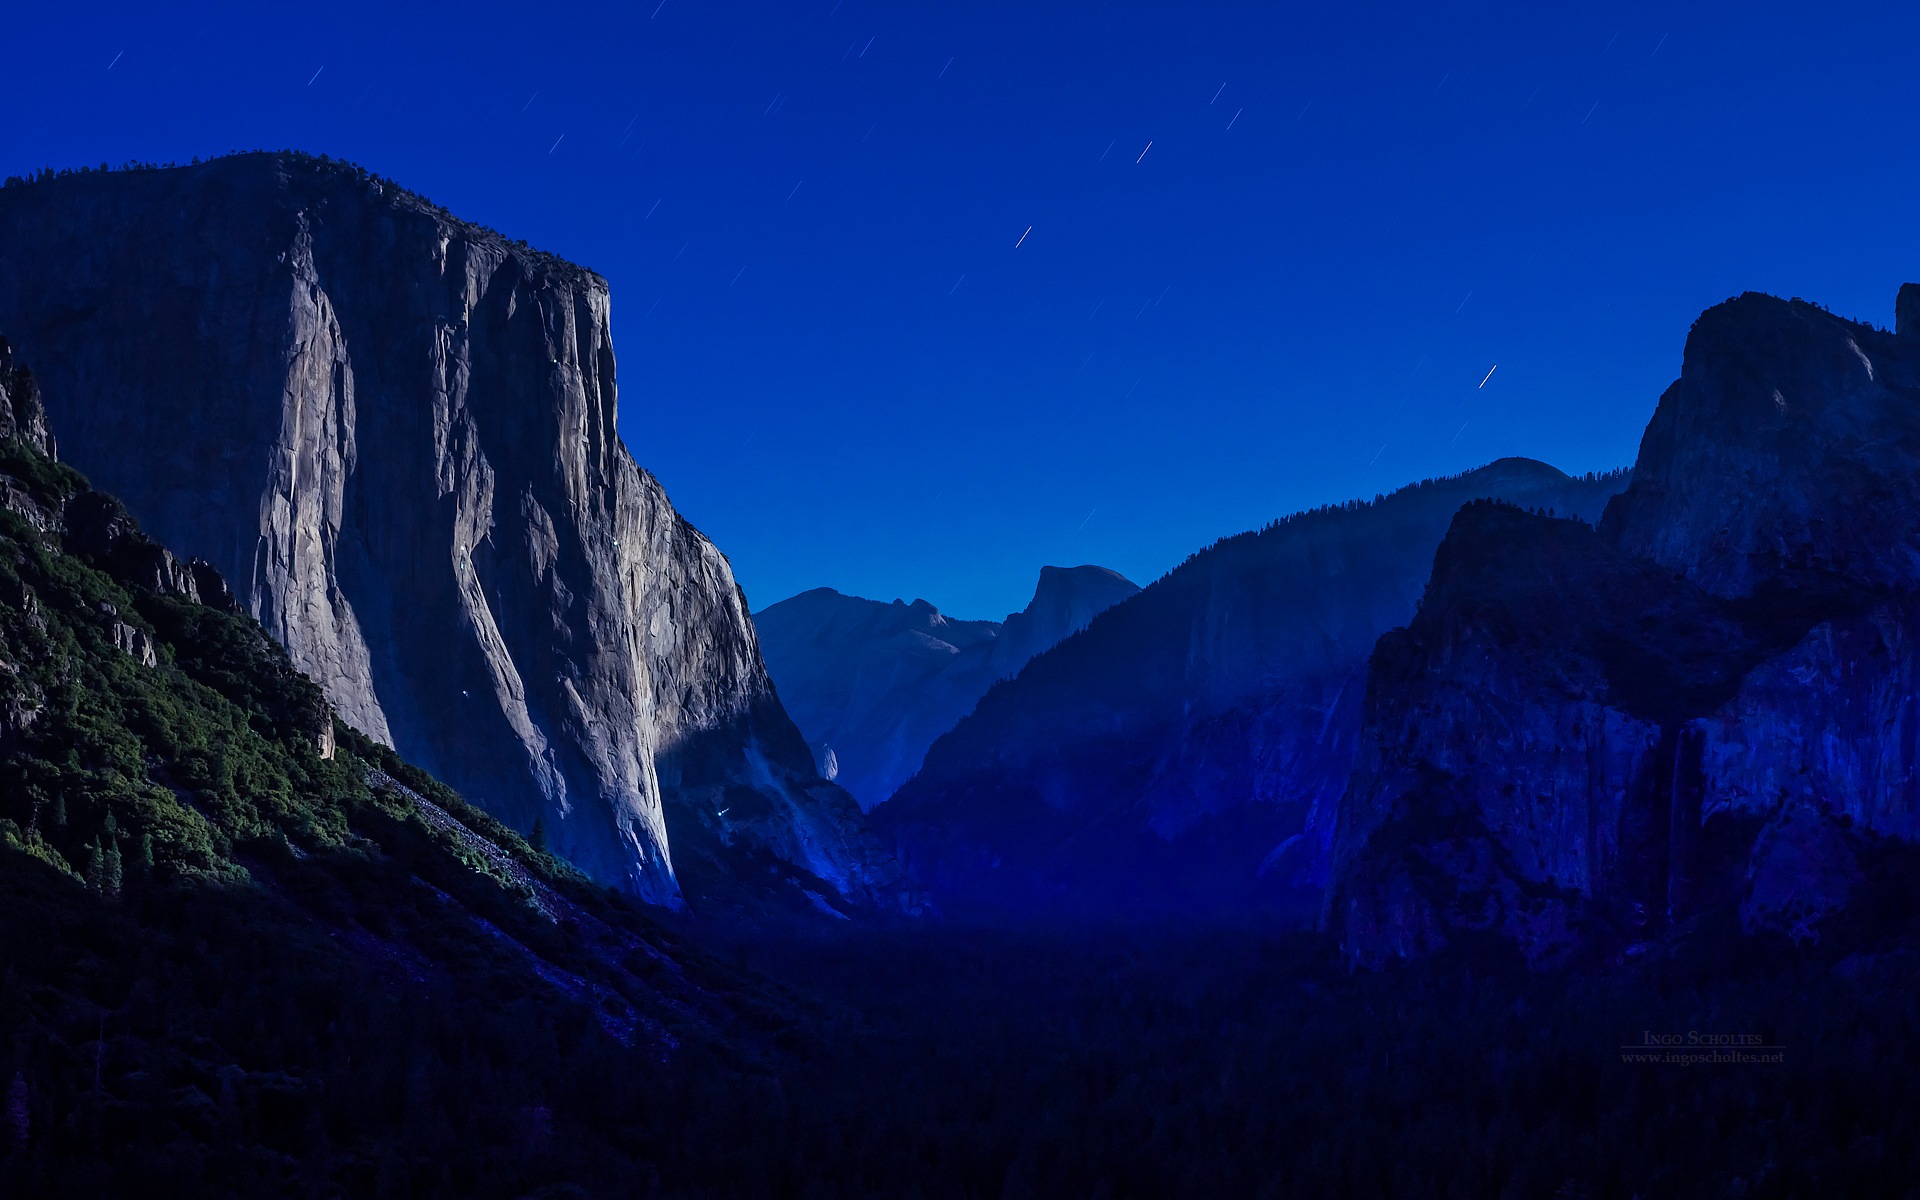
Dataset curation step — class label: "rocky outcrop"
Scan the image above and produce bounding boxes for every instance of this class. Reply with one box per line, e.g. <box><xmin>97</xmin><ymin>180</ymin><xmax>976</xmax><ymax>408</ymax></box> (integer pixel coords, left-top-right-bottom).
<box><xmin>1329</xmin><ymin>504</ymin><xmax>1781</xmax><ymax>966</ymax></box>
<box><xmin>0</xmin><ymin>154</ymin><xmax>905</xmax><ymax>912</ymax></box>
<box><xmin>1603</xmin><ymin>293</ymin><xmax>1920</xmax><ymax>598</ymax></box>
<box><xmin>878</xmin><ymin>459</ymin><xmax>1629</xmax><ymax>917</ymax></box>
<box><xmin>1896</xmin><ymin>282</ymin><xmax>1920</xmax><ymax>340</ymax></box>
<box><xmin>2</xmin><ymin>357</ymin><xmax>341</xmax><ymax>755</ymax></box>
<box><xmin>754</xmin><ymin>565</ymin><xmax>1138</xmax><ymax>809</ymax></box>
<box><xmin>1332</xmin><ymin>289</ymin><xmax>1920</xmax><ymax>965</ymax></box>
<box><xmin>987</xmin><ymin>566</ymin><xmax>1141</xmax><ymax>681</ymax></box>
<box><xmin>0</xmin><ymin>338</ymin><xmax>51</xmax><ymax>456</ymax></box>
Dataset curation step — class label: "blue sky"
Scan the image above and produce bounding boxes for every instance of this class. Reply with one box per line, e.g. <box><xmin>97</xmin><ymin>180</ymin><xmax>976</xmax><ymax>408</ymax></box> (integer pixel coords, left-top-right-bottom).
<box><xmin>4</xmin><ymin>1</ymin><xmax>1918</xmax><ymax>617</ymax></box>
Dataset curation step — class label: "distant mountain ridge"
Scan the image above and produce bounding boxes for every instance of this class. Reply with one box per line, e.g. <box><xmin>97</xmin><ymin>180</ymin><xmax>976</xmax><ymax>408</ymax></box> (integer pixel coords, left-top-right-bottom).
<box><xmin>755</xmin><ymin>565</ymin><xmax>1139</xmax><ymax>810</ymax></box>
<box><xmin>878</xmin><ymin>458</ymin><xmax>1631</xmax><ymax>917</ymax></box>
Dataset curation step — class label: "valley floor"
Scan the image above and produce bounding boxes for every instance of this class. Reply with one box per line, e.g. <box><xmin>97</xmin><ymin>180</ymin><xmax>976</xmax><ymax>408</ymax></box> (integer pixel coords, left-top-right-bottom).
<box><xmin>10</xmin><ymin>871</ymin><xmax>1920</xmax><ymax>1199</ymax></box>
<box><xmin>693</xmin><ymin>918</ymin><xmax>1920</xmax><ymax>1200</ymax></box>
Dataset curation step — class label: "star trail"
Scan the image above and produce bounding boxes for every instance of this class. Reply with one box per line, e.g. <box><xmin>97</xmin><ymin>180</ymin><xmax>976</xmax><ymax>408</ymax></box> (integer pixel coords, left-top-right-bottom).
<box><xmin>3</xmin><ymin>1</ymin><xmax>1919</xmax><ymax>618</ymax></box>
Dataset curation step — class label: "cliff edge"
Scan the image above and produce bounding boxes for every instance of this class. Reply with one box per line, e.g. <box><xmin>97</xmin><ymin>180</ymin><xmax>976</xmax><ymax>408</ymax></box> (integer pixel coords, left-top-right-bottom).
<box><xmin>0</xmin><ymin>153</ymin><xmax>907</xmax><ymax>913</ymax></box>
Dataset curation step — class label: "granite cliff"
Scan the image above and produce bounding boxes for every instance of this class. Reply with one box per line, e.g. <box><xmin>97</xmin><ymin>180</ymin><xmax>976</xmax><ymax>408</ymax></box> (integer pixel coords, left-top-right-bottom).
<box><xmin>0</xmin><ymin>154</ymin><xmax>906</xmax><ymax>914</ymax></box>
<box><xmin>878</xmin><ymin>459</ymin><xmax>1629</xmax><ymax>917</ymax></box>
<box><xmin>1332</xmin><ymin>288</ymin><xmax>1920</xmax><ymax>965</ymax></box>
<box><xmin>754</xmin><ymin>565</ymin><xmax>1138</xmax><ymax>809</ymax></box>
<box><xmin>0</xmin><ymin>337</ymin><xmax>50</xmax><ymax>455</ymax></box>
<box><xmin>0</xmin><ymin>349</ymin><xmax>818</xmax><ymax>1192</ymax></box>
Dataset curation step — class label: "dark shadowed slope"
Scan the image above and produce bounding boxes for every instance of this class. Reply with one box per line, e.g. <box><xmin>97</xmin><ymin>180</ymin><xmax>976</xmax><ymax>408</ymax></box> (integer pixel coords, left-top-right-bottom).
<box><xmin>878</xmin><ymin>457</ymin><xmax>1629</xmax><ymax>917</ymax></box>
<box><xmin>1332</xmin><ymin>287</ymin><xmax>1920</xmax><ymax>966</ymax></box>
<box><xmin>0</xmin><ymin>154</ymin><xmax>907</xmax><ymax>916</ymax></box>
<box><xmin>755</xmin><ymin>565</ymin><xmax>1138</xmax><ymax>809</ymax></box>
<box><xmin>0</xmin><ymin>340</ymin><xmax>810</xmax><ymax>1197</ymax></box>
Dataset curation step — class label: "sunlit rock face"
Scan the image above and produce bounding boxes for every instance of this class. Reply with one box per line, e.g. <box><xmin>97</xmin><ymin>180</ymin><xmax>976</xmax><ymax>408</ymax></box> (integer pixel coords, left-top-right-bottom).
<box><xmin>879</xmin><ymin>458</ymin><xmax>1629</xmax><ymax>918</ymax></box>
<box><xmin>755</xmin><ymin>565</ymin><xmax>1138</xmax><ymax>811</ymax></box>
<box><xmin>1333</xmin><ymin>290</ymin><xmax>1920</xmax><ymax>966</ymax></box>
<box><xmin>0</xmin><ymin>154</ymin><xmax>908</xmax><ymax>914</ymax></box>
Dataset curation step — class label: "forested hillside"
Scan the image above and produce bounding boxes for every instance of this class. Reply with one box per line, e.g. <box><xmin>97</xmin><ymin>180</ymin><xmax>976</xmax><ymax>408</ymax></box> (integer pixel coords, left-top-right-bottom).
<box><xmin>0</xmin><ymin>344</ymin><xmax>805</xmax><ymax>1196</ymax></box>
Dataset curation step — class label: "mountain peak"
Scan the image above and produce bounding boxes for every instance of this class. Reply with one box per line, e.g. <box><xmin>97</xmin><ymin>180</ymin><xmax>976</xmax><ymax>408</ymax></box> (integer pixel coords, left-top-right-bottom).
<box><xmin>993</xmin><ymin>565</ymin><xmax>1140</xmax><ymax>677</ymax></box>
<box><xmin>880</xmin><ymin>462</ymin><xmax>1632</xmax><ymax>917</ymax></box>
<box><xmin>754</xmin><ymin>566</ymin><xmax>1138</xmax><ymax>810</ymax></box>
<box><xmin>1676</xmin><ymin>291</ymin><xmax>1888</xmax><ymax>392</ymax></box>
<box><xmin>1024</xmin><ymin>564</ymin><xmax>1138</xmax><ymax>615</ymax></box>
<box><xmin>1459</xmin><ymin>457</ymin><xmax>1576</xmax><ymax>493</ymax></box>
<box><xmin>1605</xmin><ymin>285</ymin><xmax>1920</xmax><ymax>599</ymax></box>
<box><xmin>1898</xmin><ymin>282</ymin><xmax>1920</xmax><ymax>339</ymax></box>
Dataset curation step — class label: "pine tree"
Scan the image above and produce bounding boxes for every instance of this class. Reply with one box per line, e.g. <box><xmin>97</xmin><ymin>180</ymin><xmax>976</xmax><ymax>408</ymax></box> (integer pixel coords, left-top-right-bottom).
<box><xmin>529</xmin><ymin>817</ymin><xmax>548</xmax><ymax>855</ymax></box>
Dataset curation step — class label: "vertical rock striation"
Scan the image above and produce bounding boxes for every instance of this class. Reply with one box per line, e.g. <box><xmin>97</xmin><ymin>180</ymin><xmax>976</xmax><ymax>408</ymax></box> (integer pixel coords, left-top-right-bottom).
<box><xmin>1333</xmin><ymin>289</ymin><xmax>1920</xmax><ymax>965</ymax></box>
<box><xmin>1329</xmin><ymin>503</ymin><xmax>1778</xmax><ymax>966</ymax></box>
<box><xmin>0</xmin><ymin>154</ymin><xmax>905</xmax><ymax>912</ymax></box>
